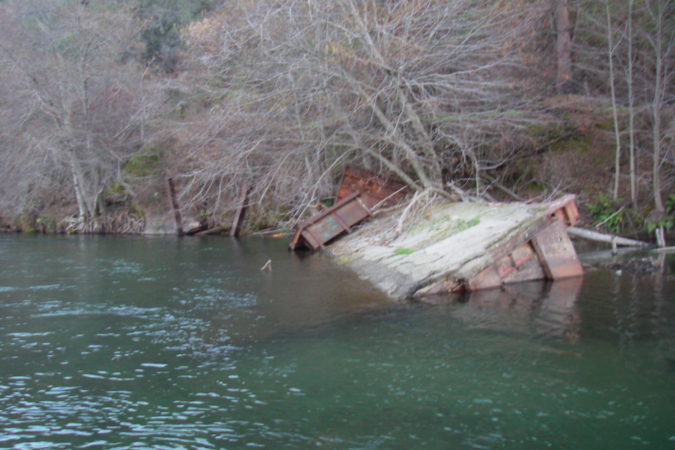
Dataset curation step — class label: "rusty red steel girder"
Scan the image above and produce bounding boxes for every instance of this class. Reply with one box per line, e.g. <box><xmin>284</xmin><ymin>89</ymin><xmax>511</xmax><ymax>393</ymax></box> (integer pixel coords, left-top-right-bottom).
<box><xmin>289</xmin><ymin>192</ymin><xmax>372</xmax><ymax>251</ymax></box>
<box><xmin>290</xmin><ymin>167</ymin><xmax>409</xmax><ymax>251</ymax></box>
<box><xmin>336</xmin><ymin>166</ymin><xmax>409</xmax><ymax>209</ymax></box>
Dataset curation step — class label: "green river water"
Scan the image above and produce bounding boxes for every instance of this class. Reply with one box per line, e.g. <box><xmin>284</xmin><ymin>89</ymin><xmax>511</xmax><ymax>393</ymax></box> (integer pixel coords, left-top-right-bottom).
<box><xmin>0</xmin><ymin>235</ymin><xmax>674</xmax><ymax>449</ymax></box>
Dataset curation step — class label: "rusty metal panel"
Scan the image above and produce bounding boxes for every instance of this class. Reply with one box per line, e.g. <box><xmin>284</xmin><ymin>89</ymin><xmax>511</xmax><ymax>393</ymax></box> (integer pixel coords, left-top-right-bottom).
<box><xmin>495</xmin><ymin>243</ymin><xmax>539</xmax><ymax>280</ymax></box>
<box><xmin>467</xmin><ymin>265</ymin><xmax>502</xmax><ymax>291</ymax></box>
<box><xmin>502</xmin><ymin>255</ymin><xmax>546</xmax><ymax>285</ymax></box>
<box><xmin>290</xmin><ymin>193</ymin><xmax>372</xmax><ymax>251</ymax></box>
<box><xmin>306</xmin><ymin>199</ymin><xmax>370</xmax><ymax>246</ymax></box>
<box><xmin>553</xmin><ymin>209</ymin><xmax>567</xmax><ymax>224</ymax></box>
<box><xmin>531</xmin><ymin>219</ymin><xmax>584</xmax><ymax>280</ymax></box>
<box><xmin>290</xmin><ymin>166</ymin><xmax>407</xmax><ymax>251</ymax></box>
<box><xmin>336</xmin><ymin>166</ymin><xmax>408</xmax><ymax>209</ymax></box>
<box><xmin>545</xmin><ymin>194</ymin><xmax>579</xmax><ymax>227</ymax></box>
<box><xmin>495</xmin><ymin>254</ymin><xmax>516</xmax><ymax>279</ymax></box>
<box><xmin>564</xmin><ymin>202</ymin><xmax>579</xmax><ymax>226</ymax></box>
<box><xmin>511</xmin><ymin>242</ymin><xmax>536</xmax><ymax>266</ymax></box>
<box><xmin>468</xmin><ymin>242</ymin><xmax>546</xmax><ymax>291</ymax></box>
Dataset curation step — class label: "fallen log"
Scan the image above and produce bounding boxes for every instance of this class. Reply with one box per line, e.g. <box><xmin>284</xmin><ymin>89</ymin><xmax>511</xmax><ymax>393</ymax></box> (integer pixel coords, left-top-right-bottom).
<box><xmin>194</xmin><ymin>225</ymin><xmax>232</xmax><ymax>237</ymax></box>
<box><xmin>568</xmin><ymin>227</ymin><xmax>650</xmax><ymax>247</ymax></box>
<box><xmin>654</xmin><ymin>246</ymin><xmax>675</xmax><ymax>254</ymax></box>
<box><xmin>186</xmin><ymin>224</ymin><xmax>208</xmax><ymax>236</ymax></box>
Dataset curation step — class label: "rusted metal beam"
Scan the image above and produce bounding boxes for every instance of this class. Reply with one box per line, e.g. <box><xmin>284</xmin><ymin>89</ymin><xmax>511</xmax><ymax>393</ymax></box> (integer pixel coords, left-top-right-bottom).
<box><xmin>545</xmin><ymin>194</ymin><xmax>579</xmax><ymax>226</ymax></box>
<box><xmin>289</xmin><ymin>167</ymin><xmax>408</xmax><ymax>251</ymax></box>
<box><xmin>531</xmin><ymin>219</ymin><xmax>584</xmax><ymax>280</ymax></box>
<box><xmin>290</xmin><ymin>192</ymin><xmax>371</xmax><ymax>251</ymax></box>
<box><xmin>336</xmin><ymin>166</ymin><xmax>408</xmax><ymax>209</ymax></box>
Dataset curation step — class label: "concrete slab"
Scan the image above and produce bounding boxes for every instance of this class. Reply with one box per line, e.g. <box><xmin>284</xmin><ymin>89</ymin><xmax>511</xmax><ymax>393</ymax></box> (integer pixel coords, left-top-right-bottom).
<box><xmin>329</xmin><ymin>200</ymin><xmax>552</xmax><ymax>300</ymax></box>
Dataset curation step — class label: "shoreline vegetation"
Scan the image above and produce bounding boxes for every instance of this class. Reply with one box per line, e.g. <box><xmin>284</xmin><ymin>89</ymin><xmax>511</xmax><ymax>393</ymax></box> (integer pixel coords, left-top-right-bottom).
<box><xmin>0</xmin><ymin>0</ymin><xmax>673</xmax><ymax>244</ymax></box>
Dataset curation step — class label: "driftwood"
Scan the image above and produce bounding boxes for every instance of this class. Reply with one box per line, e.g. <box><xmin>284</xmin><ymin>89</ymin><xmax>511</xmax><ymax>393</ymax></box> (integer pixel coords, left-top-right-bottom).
<box><xmin>253</xmin><ymin>229</ymin><xmax>292</xmax><ymax>237</ymax></box>
<box><xmin>186</xmin><ymin>224</ymin><xmax>208</xmax><ymax>236</ymax></box>
<box><xmin>568</xmin><ymin>227</ymin><xmax>650</xmax><ymax>247</ymax></box>
<box><xmin>194</xmin><ymin>225</ymin><xmax>232</xmax><ymax>237</ymax></box>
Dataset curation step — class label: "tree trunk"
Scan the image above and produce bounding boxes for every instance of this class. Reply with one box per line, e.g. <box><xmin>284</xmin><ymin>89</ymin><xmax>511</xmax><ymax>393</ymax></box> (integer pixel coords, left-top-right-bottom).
<box><xmin>605</xmin><ymin>0</ymin><xmax>622</xmax><ymax>201</ymax></box>
<box><xmin>69</xmin><ymin>151</ymin><xmax>90</xmax><ymax>221</ymax></box>
<box><xmin>627</xmin><ymin>0</ymin><xmax>637</xmax><ymax>209</ymax></box>
<box><xmin>652</xmin><ymin>0</ymin><xmax>665</xmax><ymax>213</ymax></box>
<box><xmin>555</xmin><ymin>0</ymin><xmax>573</xmax><ymax>93</ymax></box>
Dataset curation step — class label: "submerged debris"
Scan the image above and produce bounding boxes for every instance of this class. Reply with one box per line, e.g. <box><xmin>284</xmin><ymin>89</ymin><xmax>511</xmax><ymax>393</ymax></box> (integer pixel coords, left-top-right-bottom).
<box><xmin>330</xmin><ymin>196</ymin><xmax>583</xmax><ymax>300</ymax></box>
<box><xmin>290</xmin><ymin>167</ymin><xmax>408</xmax><ymax>251</ymax></box>
<box><xmin>600</xmin><ymin>258</ymin><xmax>663</xmax><ymax>274</ymax></box>
<box><xmin>290</xmin><ymin>167</ymin><xmax>585</xmax><ymax>300</ymax></box>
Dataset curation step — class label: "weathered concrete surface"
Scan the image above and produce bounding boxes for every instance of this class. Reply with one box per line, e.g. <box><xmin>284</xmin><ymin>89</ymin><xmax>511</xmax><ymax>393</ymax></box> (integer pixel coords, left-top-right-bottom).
<box><xmin>329</xmin><ymin>201</ymin><xmax>550</xmax><ymax>300</ymax></box>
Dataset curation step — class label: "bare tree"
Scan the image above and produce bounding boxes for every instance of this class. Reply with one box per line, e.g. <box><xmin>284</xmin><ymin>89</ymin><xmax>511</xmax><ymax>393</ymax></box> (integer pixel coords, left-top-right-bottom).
<box><xmin>604</xmin><ymin>0</ymin><xmax>623</xmax><ymax>201</ymax></box>
<box><xmin>180</xmin><ymin>0</ymin><xmax>549</xmax><ymax>224</ymax></box>
<box><xmin>572</xmin><ymin>0</ymin><xmax>674</xmax><ymax>213</ymax></box>
<box><xmin>646</xmin><ymin>0</ymin><xmax>671</xmax><ymax>214</ymax></box>
<box><xmin>0</xmin><ymin>0</ymin><xmax>156</xmax><ymax>230</ymax></box>
<box><xmin>555</xmin><ymin>0</ymin><xmax>574</xmax><ymax>92</ymax></box>
<box><xmin>626</xmin><ymin>0</ymin><xmax>637</xmax><ymax>209</ymax></box>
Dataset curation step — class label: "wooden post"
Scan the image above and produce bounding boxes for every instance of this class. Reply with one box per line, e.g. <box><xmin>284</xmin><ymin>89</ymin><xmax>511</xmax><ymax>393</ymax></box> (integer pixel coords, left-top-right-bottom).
<box><xmin>231</xmin><ymin>183</ymin><xmax>249</xmax><ymax>238</ymax></box>
<box><xmin>166</xmin><ymin>177</ymin><xmax>184</xmax><ymax>236</ymax></box>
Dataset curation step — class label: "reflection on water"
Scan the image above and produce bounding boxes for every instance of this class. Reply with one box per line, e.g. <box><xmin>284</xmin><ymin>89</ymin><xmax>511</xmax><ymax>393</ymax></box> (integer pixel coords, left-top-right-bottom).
<box><xmin>463</xmin><ymin>278</ymin><xmax>583</xmax><ymax>343</ymax></box>
<box><xmin>0</xmin><ymin>235</ymin><xmax>674</xmax><ymax>449</ymax></box>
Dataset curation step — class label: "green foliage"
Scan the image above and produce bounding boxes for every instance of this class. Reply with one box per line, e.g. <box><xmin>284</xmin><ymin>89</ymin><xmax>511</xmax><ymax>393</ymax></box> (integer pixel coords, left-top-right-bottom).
<box><xmin>106</xmin><ymin>183</ymin><xmax>126</xmax><ymax>197</ymax></box>
<box><xmin>124</xmin><ymin>150</ymin><xmax>161</xmax><ymax>177</ymax></box>
<box><xmin>551</xmin><ymin>134</ymin><xmax>593</xmax><ymax>155</ymax></box>
<box><xmin>454</xmin><ymin>217</ymin><xmax>481</xmax><ymax>232</ymax></box>
<box><xmin>394</xmin><ymin>248</ymin><xmax>416</xmax><ymax>256</ymax></box>
<box><xmin>586</xmin><ymin>193</ymin><xmax>625</xmax><ymax>233</ymax></box>
<box><xmin>668</xmin><ymin>195</ymin><xmax>675</xmax><ymax>215</ymax></box>
<box><xmin>647</xmin><ymin>195</ymin><xmax>675</xmax><ymax>233</ymax></box>
<box><xmin>137</xmin><ymin>0</ymin><xmax>215</xmax><ymax>72</ymax></box>
<box><xmin>36</xmin><ymin>216</ymin><xmax>55</xmax><ymax>233</ymax></box>
<box><xmin>13</xmin><ymin>214</ymin><xmax>36</xmax><ymax>233</ymax></box>
<box><xmin>129</xmin><ymin>202</ymin><xmax>145</xmax><ymax>219</ymax></box>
